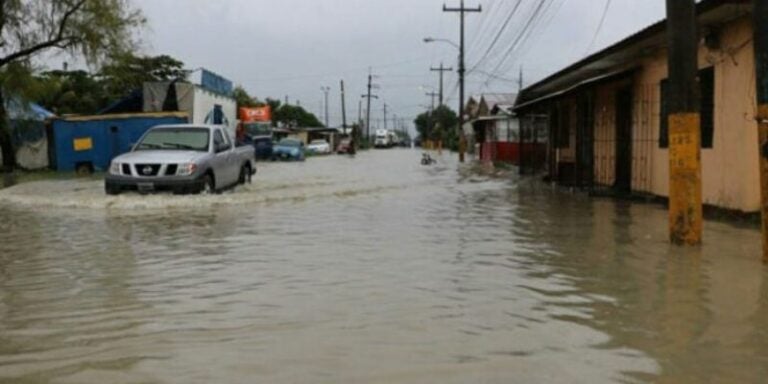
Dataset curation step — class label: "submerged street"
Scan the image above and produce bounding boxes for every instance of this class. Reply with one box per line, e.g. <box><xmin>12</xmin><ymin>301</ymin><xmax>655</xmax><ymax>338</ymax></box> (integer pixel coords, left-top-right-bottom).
<box><xmin>0</xmin><ymin>149</ymin><xmax>767</xmax><ymax>383</ymax></box>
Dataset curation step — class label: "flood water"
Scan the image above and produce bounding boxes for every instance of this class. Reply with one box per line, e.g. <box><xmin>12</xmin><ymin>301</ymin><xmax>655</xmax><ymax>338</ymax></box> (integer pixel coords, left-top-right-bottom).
<box><xmin>1</xmin><ymin>149</ymin><xmax>767</xmax><ymax>383</ymax></box>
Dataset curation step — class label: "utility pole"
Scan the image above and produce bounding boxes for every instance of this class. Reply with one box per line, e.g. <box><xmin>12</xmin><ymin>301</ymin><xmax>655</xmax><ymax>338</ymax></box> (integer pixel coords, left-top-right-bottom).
<box><xmin>426</xmin><ymin>91</ymin><xmax>439</xmax><ymax>111</ymax></box>
<box><xmin>665</xmin><ymin>0</ymin><xmax>702</xmax><ymax>245</ymax></box>
<box><xmin>426</xmin><ymin>92</ymin><xmax>439</xmax><ymax>148</ymax></box>
<box><xmin>340</xmin><ymin>80</ymin><xmax>348</xmax><ymax>135</ymax></box>
<box><xmin>518</xmin><ymin>66</ymin><xmax>524</xmax><ymax>93</ymax></box>
<box><xmin>362</xmin><ymin>70</ymin><xmax>379</xmax><ymax>142</ymax></box>
<box><xmin>753</xmin><ymin>0</ymin><xmax>768</xmax><ymax>259</ymax></box>
<box><xmin>321</xmin><ymin>86</ymin><xmax>330</xmax><ymax>127</ymax></box>
<box><xmin>383</xmin><ymin>103</ymin><xmax>388</xmax><ymax>130</ymax></box>
<box><xmin>358</xmin><ymin>99</ymin><xmax>362</xmax><ymax>125</ymax></box>
<box><xmin>444</xmin><ymin>0</ymin><xmax>481</xmax><ymax>163</ymax></box>
<box><xmin>431</xmin><ymin>62</ymin><xmax>453</xmax><ymax>106</ymax></box>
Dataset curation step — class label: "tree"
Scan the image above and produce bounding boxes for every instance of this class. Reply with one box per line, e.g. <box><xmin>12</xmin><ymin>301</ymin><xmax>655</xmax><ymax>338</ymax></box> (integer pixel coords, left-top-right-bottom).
<box><xmin>260</xmin><ymin>97</ymin><xmax>323</xmax><ymax>128</ymax></box>
<box><xmin>414</xmin><ymin>105</ymin><xmax>458</xmax><ymax>149</ymax></box>
<box><xmin>233</xmin><ymin>86</ymin><xmax>259</xmax><ymax>109</ymax></box>
<box><xmin>35</xmin><ymin>69</ymin><xmax>106</xmax><ymax>115</ymax></box>
<box><xmin>0</xmin><ymin>0</ymin><xmax>145</xmax><ymax>169</ymax></box>
<box><xmin>274</xmin><ymin>104</ymin><xmax>323</xmax><ymax>128</ymax></box>
<box><xmin>99</xmin><ymin>53</ymin><xmax>185</xmax><ymax>103</ymax></box>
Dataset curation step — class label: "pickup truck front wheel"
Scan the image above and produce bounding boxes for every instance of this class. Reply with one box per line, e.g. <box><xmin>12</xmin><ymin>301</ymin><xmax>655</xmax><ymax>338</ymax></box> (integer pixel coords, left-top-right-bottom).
<box><xmin>199</xmin><ymin>174</ymin><xmax>215</xmax><ymax>195</ymax></box>
<box><xmin>105</xmin><ymin>183</ymin><xmax>121</xmax><ymax>196</ymax></box>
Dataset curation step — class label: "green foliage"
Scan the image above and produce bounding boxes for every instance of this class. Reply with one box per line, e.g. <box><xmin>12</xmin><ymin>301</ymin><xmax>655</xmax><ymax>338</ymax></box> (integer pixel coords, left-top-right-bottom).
<box><xmin>414</xmin><ymin>105</ymin><xmax>459</xmax><ymax>149</ymax></box>
<box><xmin>274</xmin><ymin>104</ymin><xmax>323</xmax><ymax>127</ymax></box>
<box><xmin>0</xmin><ymin>0</ymin><xmax>145</xmax><ymax>168</ymax></box>
<box><xmin>233</xmin><ymin>86</ymin><xmax>259</xmax><ymax>109</ymax></box>
<box><xmin>34</xmin><ymin>70</ymin><xmax>106</xmax><ymax>115</ymax></box>
<box><xmin>0</xmin><ymin>0</ymin><xmax>145</xmax><ymax>68</ymax></box>
<box><xmin>260</xmin><ymin>97</ymin><xmax>323</xmax><ymax>127</ymax></box>
<box><xmin>98</xmin><ymin>53</ymin><xmax>186</xmax><ymax>101</ymax></box>
<box><xmin>26</xmin><ymin>53</ymin><xmax>186</xmax><ymax>115</ymax></box>
<box><xmin>264</xmin><ymin>98</ymin><xmax>281</xmax><ymax>114</ymax></box>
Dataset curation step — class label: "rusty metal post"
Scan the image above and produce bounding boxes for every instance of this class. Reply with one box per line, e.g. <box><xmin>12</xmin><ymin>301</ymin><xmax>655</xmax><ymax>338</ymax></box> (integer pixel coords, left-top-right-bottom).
<box><xmin>753</xmin><ymin>0</ymin><xmax>768</xmax><ymax>259</ymax></box>
<box><xmin>665</xmin><ymin>0</ymin><xmax>702</xmax><ymax>245</ymax></box>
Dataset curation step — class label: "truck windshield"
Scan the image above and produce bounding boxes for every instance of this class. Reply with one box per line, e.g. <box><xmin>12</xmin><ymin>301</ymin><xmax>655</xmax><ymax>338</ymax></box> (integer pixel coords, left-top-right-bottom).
<box><xmin>136</xmin><ymin>128</ymin><xmax>210</xmax><ymax>152</ymax></box>
<box><xmin>244</xmin><ymin>122</ymin><xmax>272</xmax><ymax>137</ymax></box>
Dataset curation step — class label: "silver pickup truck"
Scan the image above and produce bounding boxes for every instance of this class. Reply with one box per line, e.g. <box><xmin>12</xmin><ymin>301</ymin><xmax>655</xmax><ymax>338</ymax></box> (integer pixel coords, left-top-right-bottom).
<box><xmin>105</xmin><ymin>125</ymin><xmax>256</xmax><ymax>195</ymax></box>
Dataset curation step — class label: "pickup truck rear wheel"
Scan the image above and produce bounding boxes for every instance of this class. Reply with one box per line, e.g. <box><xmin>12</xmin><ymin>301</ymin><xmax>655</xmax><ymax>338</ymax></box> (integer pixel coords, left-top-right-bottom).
<box><xmin>238</xmin><ymin>164</ymin><xmax>252</xmax><ymax>185</ymax></box>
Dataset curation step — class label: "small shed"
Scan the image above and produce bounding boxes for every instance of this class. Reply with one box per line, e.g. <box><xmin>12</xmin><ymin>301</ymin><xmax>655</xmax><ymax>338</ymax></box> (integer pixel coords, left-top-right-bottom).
<box><xmin>50</xmin><ymin>112</ymin><xmax>188</xmax><ymax>172</ymax></box>
<box><xmin>4</xmin><ymin>100</ymin><xmax>55</xmax><ymax>170</ymax></box>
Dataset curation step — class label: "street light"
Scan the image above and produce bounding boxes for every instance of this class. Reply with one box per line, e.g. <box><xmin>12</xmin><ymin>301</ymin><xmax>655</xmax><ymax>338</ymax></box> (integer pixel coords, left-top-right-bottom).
<box><xmin>423</xmin><ymin>37</ymin><xmax>460</xmax><ymax>50</ymax></box>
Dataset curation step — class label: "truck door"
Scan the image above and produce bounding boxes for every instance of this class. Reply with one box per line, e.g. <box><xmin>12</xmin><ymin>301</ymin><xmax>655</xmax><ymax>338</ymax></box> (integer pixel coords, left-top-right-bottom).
<box><xmin>220</xmin><ymin>130</ymin><xmax>238</xmax><ymax>184</ymax></box>
<box><xmin>212</xmin><ymin>129</ymin><xmax>233</xmax><ymax>187</ymax></box>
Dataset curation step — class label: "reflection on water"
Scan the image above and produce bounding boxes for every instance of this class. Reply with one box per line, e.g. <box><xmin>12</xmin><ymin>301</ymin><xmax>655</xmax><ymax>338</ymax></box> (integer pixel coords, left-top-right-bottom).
<box><xmin>0</xmin><ymin>149</ymin><xmax>767</xmax><ymax>383</ymax></box>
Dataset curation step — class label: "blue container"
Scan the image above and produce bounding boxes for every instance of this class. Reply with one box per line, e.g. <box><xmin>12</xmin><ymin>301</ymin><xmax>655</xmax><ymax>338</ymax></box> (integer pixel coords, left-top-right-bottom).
<box><xmin>51</xmin><ymin>112</ymin><xmax>188</xmax><ymax>172</ymax></box>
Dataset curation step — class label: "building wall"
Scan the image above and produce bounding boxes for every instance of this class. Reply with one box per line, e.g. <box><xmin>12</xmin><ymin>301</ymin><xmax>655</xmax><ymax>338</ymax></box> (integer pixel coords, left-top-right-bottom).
<box><xmin>588</xmin><ymin>15</ymin><xmax>758</xmax><ymax>212</ymax></box>
<box><xmin>641</xmin><ymin>15</ymin><xmax>758</xmax><ymax>212</ymax></box>
<box><xmin>192</xmin><ymin>87</ymin><xmax>238</xmax><ymax>140</ymax></box>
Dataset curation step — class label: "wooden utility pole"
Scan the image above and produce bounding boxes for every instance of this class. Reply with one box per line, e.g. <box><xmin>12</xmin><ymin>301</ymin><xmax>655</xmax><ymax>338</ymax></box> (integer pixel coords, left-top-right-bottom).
<box><xmin>383</xmin><ymin>103</ymin><xmax>388</xmax><ymax>130</ymax></box>
<box><xmin>665</xmin><ymin>0</ymin><xmax>702</xmax><ymax>245</ymax></box>
<box><xmin>426</xmin><ymin>92</ymin><xmax>439</xmax><ymax>148</ymax></box>
<box><xmin>444</xmin><ymin>0</ymin><xmax>481</xmax><ymax>163</ymax></box>
<box><xmin>753</xmin><ymin>0</ymin><xmax>768</xmax><ymax>259</ymax></box>
<box><xmin>340</xmin><ymin>80</ymin><xmax>348</xmax><ymax>134</ymax></box>
<box><xmin>430</xmin><ymin>62</ymin><xmax>453</xmax><ymax>106</ymax></box>
<box><xmin>362</xmin><ymin>70</ymin><xmax>378</xmax><ymax>143</ymax></box>
<box><xmin>426</xmin><ymin>91</ymin><xmax>439</xmax><ymax>111</ymax></box>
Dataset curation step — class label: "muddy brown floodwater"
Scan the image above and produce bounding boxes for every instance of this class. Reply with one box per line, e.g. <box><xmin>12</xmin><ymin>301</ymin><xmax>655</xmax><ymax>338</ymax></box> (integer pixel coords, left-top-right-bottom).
<box><xmin>0</xmin><ymin>149</ymin><xmax>767</xmax><ymax>383</ymax></box>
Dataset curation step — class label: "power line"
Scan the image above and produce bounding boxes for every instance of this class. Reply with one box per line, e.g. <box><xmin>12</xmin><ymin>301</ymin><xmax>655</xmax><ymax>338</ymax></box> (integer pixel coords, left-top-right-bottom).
<box><xmin>474</xmin><ymin>0</ymin><xmax>564</xmax><ymax>90</ymax></box>
<box><xmin>584</xmin><ymin>0</ymin><xmax>612</xmax><ymax>56</ymax></box>
<box><xmin>468</xmin><ymin>0</ymin><xmax>523</xmax><ymax>73</ymax></box>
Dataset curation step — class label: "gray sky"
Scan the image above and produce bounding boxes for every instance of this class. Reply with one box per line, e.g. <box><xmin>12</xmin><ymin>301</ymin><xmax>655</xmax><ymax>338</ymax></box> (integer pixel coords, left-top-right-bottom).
<box><xmin>123</xmin><ymin>0</ymin><xmax>666</xmax><ymax>132</ymax></box>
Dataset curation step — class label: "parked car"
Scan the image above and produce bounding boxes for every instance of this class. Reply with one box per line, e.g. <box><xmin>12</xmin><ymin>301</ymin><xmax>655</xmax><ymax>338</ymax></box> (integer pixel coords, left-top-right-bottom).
<box><xmin>271</xmin><ymin>138</ymin><xmax>305</xmax><ymax>161</ymax></box>
<box><xmin>306</xmin><ymin>139</ymin><xmax>331</xmax><ymax>154</ymax></box>
<box><xmin>337</xmin><ymin>138</ymin><xmax>353</xmax><ymax>154</ymax></box>
<box><xmin>105</xmin><ymin>125</ymin><xmax>256</xmax><ymax>195</ymax></box>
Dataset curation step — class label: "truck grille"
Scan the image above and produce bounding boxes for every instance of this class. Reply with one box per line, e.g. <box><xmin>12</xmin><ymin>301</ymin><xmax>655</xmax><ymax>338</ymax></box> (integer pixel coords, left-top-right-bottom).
<box><xmin>135</xmin><ymin>164</ymin><xmax>161</xmax><ymax>176</ymax></box>
<box><xmin>165</xmin><ymin>164</ymin><xmax>178</xmax><ymax>175</ymax></box>
<box><xmin>121</xmin><ymin>164</ymin><xmax>132</xmax><ymax>176</ymax></box>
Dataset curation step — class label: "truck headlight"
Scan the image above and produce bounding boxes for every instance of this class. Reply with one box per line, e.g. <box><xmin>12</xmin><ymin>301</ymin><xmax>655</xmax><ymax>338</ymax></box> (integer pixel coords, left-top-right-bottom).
<box><xmin>109</xmin><ymin>162</ymin><xmax>121</xmax><ymax>175</ymax></box>
<box><xmin>176</xmin><ymin>163</ymin><xmax>198</xmax><ymax>176</ymax></box>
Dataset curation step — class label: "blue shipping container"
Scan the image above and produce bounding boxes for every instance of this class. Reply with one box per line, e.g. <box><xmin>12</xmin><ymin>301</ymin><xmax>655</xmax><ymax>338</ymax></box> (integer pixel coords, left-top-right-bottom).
<box><xmin>51</xmin><ymin>112</ymin><xmax>188</xmax><ymax>172</ymax></box>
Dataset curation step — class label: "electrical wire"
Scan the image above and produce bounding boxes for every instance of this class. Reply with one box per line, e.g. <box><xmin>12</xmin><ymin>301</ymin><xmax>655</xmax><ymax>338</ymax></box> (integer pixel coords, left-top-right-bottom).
<box><xmin>468</xmin><ymin>0</ymin><xmax>523</xmax><ymax>74</ymax></box>
<box><xmin>584</xmin><ymin>0</ymin><xmax>612</xmax><ymax>57</ymax></box>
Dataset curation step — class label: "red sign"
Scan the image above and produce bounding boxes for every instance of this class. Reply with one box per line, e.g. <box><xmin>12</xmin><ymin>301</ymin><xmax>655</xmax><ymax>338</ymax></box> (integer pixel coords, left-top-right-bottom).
<box><xmin>240</xmin><ymin>106</ymin><xmax>271</xmax><ymax>122</ymax></box>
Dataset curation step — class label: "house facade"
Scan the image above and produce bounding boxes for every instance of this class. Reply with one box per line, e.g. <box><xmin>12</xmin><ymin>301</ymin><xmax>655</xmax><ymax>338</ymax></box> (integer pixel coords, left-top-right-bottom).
<box><xmin>468</xmin><ymin>93</ymin><xmax>519</xmax><ymax>163</ymax></box>
<box><xmin>515</xmin><ymin>0</ymin><xmax>759</xmax><ymax>213</ymax></box>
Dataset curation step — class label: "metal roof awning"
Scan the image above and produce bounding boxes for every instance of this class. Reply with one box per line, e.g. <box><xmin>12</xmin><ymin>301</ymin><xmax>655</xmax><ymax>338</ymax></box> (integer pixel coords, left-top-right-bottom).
<box><xmin>514</xmin><ymin>68</ymin><xmax>635</xmax><ymax>111</ymax></box>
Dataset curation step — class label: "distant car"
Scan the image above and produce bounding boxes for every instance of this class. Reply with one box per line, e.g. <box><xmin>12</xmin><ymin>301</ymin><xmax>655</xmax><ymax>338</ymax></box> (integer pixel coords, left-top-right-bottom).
<box><xmin>272</xmin><ymin>138</ymin><xmax>305</xmax><ymax>161</ymax></box>
<box><xmin>306</xmin><ymin>139</ymin><xmax>331</xmax><ymax>154</ymax></box>
<box><xmin>337</xmin><ymin>138</ymin><xmax>352</xmax><ymax>154</ymax></box>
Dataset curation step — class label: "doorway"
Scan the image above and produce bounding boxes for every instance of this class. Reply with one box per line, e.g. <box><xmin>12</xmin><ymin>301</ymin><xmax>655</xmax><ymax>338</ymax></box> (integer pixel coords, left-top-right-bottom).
<box><xmin>614</xmin><ymin>86</ymin><xmax>633</xmax><ymax>195</ymax></box>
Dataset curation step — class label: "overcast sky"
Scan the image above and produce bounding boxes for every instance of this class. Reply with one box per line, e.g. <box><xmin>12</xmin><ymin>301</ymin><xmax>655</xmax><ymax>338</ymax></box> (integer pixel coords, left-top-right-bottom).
<box><xmin>121</xmin><ymin>0</ymin><xmax>667</xmax><ymax>132</ymax></box>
